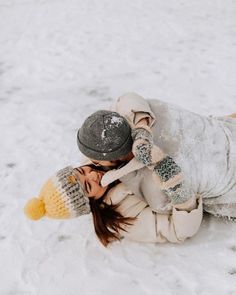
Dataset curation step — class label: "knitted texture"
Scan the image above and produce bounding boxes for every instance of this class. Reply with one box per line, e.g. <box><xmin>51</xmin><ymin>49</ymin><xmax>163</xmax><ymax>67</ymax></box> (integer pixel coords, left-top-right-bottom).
<box><xmin>154</xmin><ymin>156</ymin><xmax>182</xmax><ymax>182</ymax></box>
<box><xmin>132</xmin><ymin>127</ymin><xmax>153</xmax><ymax>143</ymax></box>
<box><xmin>77</xmin><ymin>110</ymin><xmax>133</xmax><ymax>160</ymax></box>
<box><xmin>24</xmin><ymin>166</ymin><xmax>91</xmax><ymax>220</ymax></box>
<box><xmin>153</xmin><ymin>155</ymin><xmax>192</xmax><ymax>205</ymax></box>
<box><xmin>131</xmin><ymin>124</ymin><xmax>191</xmax><ymax>204</ymax></box>
<box><xmin>162</xmin><ymin>183</ymin><xmax>193</xmax><ymax>205</ymax></box>
<box><xmin>131</xmin><ymin>127</ymin><xmax>154</xmax><ymax>165</ymax></box>
<box><xmin>24</xmin><ymin>198</ymin><xmax>46</xmax><ymax>220</ymax></box>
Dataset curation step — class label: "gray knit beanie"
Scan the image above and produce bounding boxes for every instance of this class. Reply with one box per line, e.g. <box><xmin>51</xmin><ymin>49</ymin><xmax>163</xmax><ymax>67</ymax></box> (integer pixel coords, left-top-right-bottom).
<box><xmin>77</xmin><ymin>110</ymin><xmax>133</xmax><ymax>161</ymax></box>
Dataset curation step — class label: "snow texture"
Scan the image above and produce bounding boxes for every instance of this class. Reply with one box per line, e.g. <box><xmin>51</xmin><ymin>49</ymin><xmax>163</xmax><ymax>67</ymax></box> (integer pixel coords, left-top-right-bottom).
<box><xmin>110</xmin><ymin>116</ymin><xmax>123</xmax><ymax>126</ymax></box>
<box><xmin>101</xmin><ymin>129</ymin><xmax>106</xmax><ymax>140</ymax></box>
<box><xmin>0</xmin><ymin>0</ymin><xmax>236</xmax><ymax>294</ymax></box>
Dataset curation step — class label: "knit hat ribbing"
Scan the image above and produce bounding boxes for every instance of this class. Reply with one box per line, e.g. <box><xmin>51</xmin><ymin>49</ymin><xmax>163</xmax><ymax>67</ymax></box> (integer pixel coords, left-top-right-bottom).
<box><xmin>24</xmin><ymin>166</ymin><xmax>91</xmax><ymax>220</ymax></box>
<box><xmin>77</xmin><ymin>110</ymin><xmax>133</xmax><ymax>161</ymax></box>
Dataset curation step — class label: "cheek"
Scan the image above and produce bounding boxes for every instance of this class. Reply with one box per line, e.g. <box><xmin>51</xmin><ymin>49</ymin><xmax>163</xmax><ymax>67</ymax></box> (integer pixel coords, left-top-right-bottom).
<box><xmin>97</xmin><ymin>184</ymin><xmax>106</xmax><ymax>195</ymax></box>
<box><xmin>91</xmin><ymin>183</ymin><xmax>106</xmax><ymax>197</ymax></box>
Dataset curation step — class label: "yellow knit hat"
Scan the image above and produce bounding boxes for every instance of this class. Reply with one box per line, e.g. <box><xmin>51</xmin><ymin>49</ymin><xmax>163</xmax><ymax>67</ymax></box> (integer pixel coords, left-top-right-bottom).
<box><xmin>24</xmin><ymin>166</ymin><xmax>91</xmax><ymax>220</ymax></box>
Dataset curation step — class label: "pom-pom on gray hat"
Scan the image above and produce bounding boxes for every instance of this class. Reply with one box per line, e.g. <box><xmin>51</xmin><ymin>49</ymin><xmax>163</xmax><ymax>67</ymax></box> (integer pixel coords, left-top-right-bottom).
<box><xmin>77</xmin><ymin>110</ymin><xmax>133</xmax><ymax>161</ymax></box>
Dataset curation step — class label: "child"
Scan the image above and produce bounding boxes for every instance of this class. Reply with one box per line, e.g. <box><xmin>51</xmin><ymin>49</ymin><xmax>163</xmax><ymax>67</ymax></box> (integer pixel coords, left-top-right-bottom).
<box><xmin>77</xmin><ymin>93</ymin><xmax>236</xmax><ymax>219</ymax></box>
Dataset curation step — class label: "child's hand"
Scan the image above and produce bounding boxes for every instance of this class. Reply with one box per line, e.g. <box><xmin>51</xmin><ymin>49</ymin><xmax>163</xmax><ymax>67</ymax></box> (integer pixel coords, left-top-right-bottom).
<box><xmin>132</xmin><ymin>128</ymin><xmax>165</xmax><ymax>165</ymax></box>
<box><xmin>132</xmin><ymin>127</ymin><xmax>153</xmax><ymax>165</ymax></box>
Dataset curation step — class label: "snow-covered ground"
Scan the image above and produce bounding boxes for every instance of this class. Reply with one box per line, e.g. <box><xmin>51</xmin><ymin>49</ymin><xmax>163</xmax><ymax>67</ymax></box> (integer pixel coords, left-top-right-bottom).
<box><xmin>0</xmin><ymin>0</ymin><xmax>236</xmax><ymax>294</ymax></box>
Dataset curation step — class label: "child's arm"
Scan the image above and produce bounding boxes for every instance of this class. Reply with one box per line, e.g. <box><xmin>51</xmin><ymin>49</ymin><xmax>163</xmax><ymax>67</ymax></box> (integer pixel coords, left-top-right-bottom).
<box><xmin>111</xmin><ymin>93</ymin><xmax>196</xmax><ymax>205</ymax></box>
<box><xmin>132</xmin><ymin>119</ymin><xmax>195</xmax><ymax>205</ymax></box>
<box><xmin>151</xmin><ymin>149</ymin><xmax>195</xmax><ymax>205</ymax></box>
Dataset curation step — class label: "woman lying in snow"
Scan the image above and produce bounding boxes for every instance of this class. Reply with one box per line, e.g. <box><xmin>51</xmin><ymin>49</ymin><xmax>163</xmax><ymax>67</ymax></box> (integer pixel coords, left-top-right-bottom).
<box><xmin>77</xmin><ymin>92</ymin><xmax>236</xmax><ymax>219</ymax></box>
<box><xmin>24</xmin><ymin>163</ymin><xmax>202</xmax><ymax>247</ymax></box>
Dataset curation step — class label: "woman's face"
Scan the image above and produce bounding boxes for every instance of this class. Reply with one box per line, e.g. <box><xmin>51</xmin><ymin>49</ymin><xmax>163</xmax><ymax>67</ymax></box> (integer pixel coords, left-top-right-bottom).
<box><xmin>74</xmin><ymin>166</ymin><xmax>107</xmax><ymax>199</ymax></box>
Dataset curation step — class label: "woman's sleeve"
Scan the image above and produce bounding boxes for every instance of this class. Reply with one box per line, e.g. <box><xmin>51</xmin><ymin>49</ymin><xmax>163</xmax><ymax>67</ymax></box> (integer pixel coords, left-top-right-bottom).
<box><xmin>110</xmin><ymin>92</ymin><xmax>156</xmax><ymax>128</ymax></box>
<box><xmin>119</xmin><ymin>194</ymin><xmax>203</xmax><ymax>243</ymax></box>
<box><xmin>155</xmin><ymin>195</ymin><xmax>203</xmax><ymax>243</ymax></box>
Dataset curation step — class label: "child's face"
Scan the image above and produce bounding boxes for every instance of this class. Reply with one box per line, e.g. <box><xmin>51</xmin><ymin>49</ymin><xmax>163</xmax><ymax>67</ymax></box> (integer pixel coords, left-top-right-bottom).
<box><xmin>90</xmin><ymin>152</ymin><xmax>133</xmax><ymax>168</ymax></box>
<box><xmin>90</xmin><ymin>159</ymin><xmax>119</xmax><ymax>167</ymax></box>
<box><xmin>73</xmin><ymin>166</ymin><xmax>108</xmax><ymax>199</ymax></box>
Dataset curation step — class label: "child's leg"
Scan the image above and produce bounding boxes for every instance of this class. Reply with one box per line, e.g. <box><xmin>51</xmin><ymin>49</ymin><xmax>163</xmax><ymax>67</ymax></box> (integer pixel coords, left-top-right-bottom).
<box><xmin>225</xmin><ymin>113</ymin><xmax>236</xmax><ymax>118</ymax></box>
<box><xmin>203</xmin><ymin>191</ymin><xmax>236</xmax><ymax>219</ymax></box>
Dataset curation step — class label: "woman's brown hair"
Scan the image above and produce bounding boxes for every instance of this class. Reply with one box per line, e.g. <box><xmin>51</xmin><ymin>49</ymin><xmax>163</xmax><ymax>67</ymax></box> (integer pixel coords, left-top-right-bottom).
<box><xmin>89</xmin><ymin>180</ymin><xmax>136</xmax><ymax>247</ymax></box>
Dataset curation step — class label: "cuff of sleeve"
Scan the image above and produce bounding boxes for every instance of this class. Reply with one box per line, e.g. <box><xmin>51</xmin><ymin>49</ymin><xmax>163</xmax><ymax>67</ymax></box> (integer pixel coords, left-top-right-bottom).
<box><xmin>172</xmin><ymin>195</ymin><xmax>203</xmax><ymax>241</ymax></box>
<box><xmin>174</xmin><ymin>196</ymin><xmax>197</xmax><ymax>211</ymax></box>
<box><xmin>133</xmin><ymin>112</ymin><xmax>156</xmax><ymax>127</ymax></box>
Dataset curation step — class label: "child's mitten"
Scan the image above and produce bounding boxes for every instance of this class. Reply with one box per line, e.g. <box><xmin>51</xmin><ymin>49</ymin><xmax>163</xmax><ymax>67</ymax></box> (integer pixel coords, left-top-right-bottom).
<box><xmin>132</xmin><ymin>127</ymin><xmax>165</xmax><ymax>165</ymax></box>
<box><xmin>153</xmin><ymin>155</ymin><xmax>193</xmax><ymax>205</ymax></box>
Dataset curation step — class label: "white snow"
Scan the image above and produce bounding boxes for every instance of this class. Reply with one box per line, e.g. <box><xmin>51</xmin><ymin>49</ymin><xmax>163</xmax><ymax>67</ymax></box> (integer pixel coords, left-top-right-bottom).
<box><xmin>110</xmin><ymin>116</ymin><xmax>123</xmax><ymax>126</ymax></box>
<box><xmin>0</xmin><ymin>0</ymin><xmax>236</xmax><ymax>294</ymax></box>
<box><xmin>101</xmin><ymin>129</ymin><xmax>106</xmax><ymax>139</ymax></box>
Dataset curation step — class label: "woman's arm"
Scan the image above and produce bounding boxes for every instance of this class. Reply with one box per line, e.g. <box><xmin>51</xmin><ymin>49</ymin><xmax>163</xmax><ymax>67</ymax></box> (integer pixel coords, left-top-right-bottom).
<box><xmin>117</xmin><ymin>191</ymin><xmax>203</xmax><ymax>243</ymax></box>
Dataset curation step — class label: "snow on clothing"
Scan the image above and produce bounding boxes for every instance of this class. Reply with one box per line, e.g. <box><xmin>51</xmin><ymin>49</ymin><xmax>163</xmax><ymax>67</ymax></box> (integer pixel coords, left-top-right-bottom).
<box><xmin>103</xmin><ymin>181</ymin><xmax>202</xmax><ymax>243</ymax></box>
<box><xmin>106</xmin><ymin>92</ymin><xmax>236</xmax><ymax>219</ymax></box>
